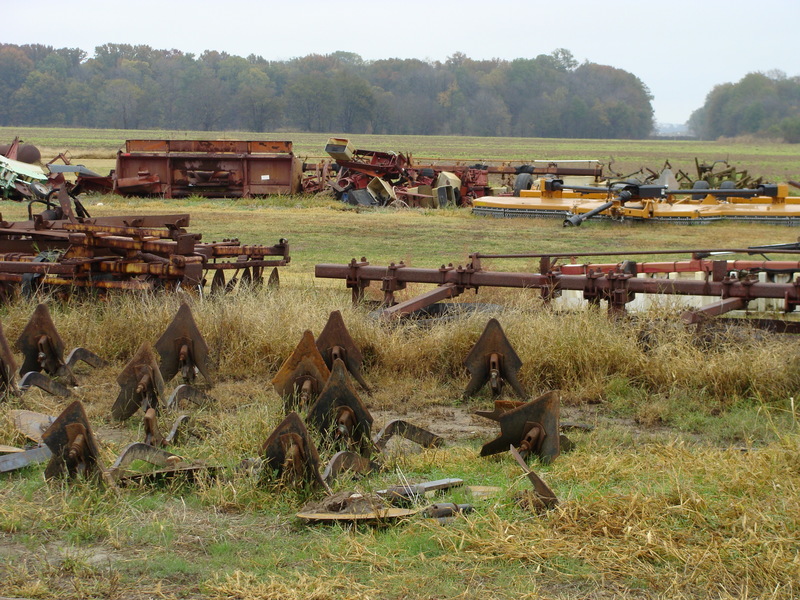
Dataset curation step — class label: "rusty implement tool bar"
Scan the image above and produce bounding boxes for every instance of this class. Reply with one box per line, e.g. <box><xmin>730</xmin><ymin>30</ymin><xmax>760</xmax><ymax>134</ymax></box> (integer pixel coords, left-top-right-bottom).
<box><xmin>316</xmin><ymin>253</ymin><xmax>800</xmax><ymax>319</ymax></box>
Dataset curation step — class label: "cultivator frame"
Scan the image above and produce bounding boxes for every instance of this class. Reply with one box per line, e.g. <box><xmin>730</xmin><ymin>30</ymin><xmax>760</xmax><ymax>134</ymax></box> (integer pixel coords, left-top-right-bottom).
<box><xmin>0</xmin><ymin>189</ymin><xmax>290</xmax><ymax>296</ymax></box>
<box><xmin>315</xmin><ymin>247</ymin><xmax>800</xmax><ymax>326</ymax></box>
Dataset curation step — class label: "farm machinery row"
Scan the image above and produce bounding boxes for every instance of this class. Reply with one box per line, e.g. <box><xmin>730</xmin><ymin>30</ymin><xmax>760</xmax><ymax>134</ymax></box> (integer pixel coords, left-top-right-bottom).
<box><xmin>5</xmin><ymin>133</ymin><xmax>800</xmax><ymax>223</ymax></box>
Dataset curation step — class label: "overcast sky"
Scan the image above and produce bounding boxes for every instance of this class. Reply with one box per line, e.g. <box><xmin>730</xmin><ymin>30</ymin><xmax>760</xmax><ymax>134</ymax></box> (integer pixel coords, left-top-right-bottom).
<box><xmin>5</xmin><ymin>0</ymin><xmax>798</xmax><ymax>125</ymax></box>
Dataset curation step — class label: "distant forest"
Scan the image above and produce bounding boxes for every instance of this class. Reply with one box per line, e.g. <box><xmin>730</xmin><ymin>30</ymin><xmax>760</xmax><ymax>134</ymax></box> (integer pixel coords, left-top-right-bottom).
<box><xmin>0</xmin><ymin>43</ymin><xmax>655</xmax><ymax>139</ymax></box>
<box><xmin>689</xmin><ymin>71</ymin><xmax>800</xmax><ymax>142</ymax></box>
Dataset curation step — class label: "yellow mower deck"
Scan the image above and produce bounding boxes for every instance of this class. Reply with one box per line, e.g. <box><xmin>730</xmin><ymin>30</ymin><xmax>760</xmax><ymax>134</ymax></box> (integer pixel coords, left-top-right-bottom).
<box><xmin>473</xmin><ymin>181</ymin><xmax>800</xmax><ymax>224</ymax></box>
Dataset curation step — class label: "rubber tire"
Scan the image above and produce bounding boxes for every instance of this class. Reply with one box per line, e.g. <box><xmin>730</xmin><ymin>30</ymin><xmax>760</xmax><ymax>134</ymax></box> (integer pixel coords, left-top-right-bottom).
<box><xmin>513</xmin><ymin>173</ymin><xmax>533</xmax><ymax>197</ymax></box>
<box><xmin>691</xmin><ymin>180</ymin><xmax>710</xmax><ymax>201</ymax></box>
<box><xmin>29</xmin><ymin>181</ymin><xmax>51</xmax><ymax>200</ymax></box>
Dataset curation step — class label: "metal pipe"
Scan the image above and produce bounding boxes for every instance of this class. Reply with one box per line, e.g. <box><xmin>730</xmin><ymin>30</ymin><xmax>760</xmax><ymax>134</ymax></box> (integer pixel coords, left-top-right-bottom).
<box><xmin>563</xmin><ymin>200</ymin><xmax>617</xmax><ymax>227</ymax></box>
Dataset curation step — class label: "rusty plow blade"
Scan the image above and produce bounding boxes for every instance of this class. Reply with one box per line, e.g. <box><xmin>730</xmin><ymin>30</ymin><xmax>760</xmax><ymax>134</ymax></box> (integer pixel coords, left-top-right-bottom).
<box><xmin>15</xmin><ymin>303</ymin><xmax>77</xmax><ymax>386</ymax></box>
<box><xmin>372</xmin><ymin>420</ymin><xmax>443</xmax><ymax>452</ymax></box>
<box><xmin>260</xmin><ymin>412</ymin><xmax>327</xmax><ymax>490</ymax></box>
<box><xmin>463</xmin><ymin>318</ymin><xmax>526</xmax><ymax>399</ymax></box>
<box><xmin>0</xmin><ymin>320</ymin><xmax>18</xmax><ymax>396</ymax></box>
<box><xmin>306</xmin><ymin>359</ymin><xmax>373</xmax><ymax>457</ymax></box>
<box><xmin>42</xmin><ymin>400</ymin><xmax>104</xmax><ymax>481</ymax></box>
<box><xmin>166</xmin><ymin>384</ymin><xmax>216</xmax><ymax>410</ymax></box>
<box><xmin>106</xmin><ymin>442</ymin><xmax>212</xmax><ymax>486</ymax></box>
<box><xmin>479</xmin><ymin>390</ymin><xmax>561</xmax><ymax>464</ymax></box>
<box><xmin>271</xmin><ymin>330</ymin><xmax>330</xmax><ymax>411</ymax></box>
<box><xmin>510</xmin><ymin>445</ymin><xmax>558</xmax><ymax>510</ymax></box>
<box><xmin>143</xmin><ymin>407</ymin><xmax>191</xmax><ymax>447</ymax></box>
<box><xmin>155</xmin><ymin>302</ymin><xmax>212</xmax><ymax>386</ymax></box>
<box><xmin>321</xmin><ymin>450</ymin><xmax>380</xmax><ymax>484</ymax></box>
<box><xmin>316</xmin><ymin>310</ymin><xmax>371</xmax><ymax>393</ymax></box>
<box><xmin>112</xmin><ymin>342</ymin><xmax>165</xmax><ymax>421</ymax></box>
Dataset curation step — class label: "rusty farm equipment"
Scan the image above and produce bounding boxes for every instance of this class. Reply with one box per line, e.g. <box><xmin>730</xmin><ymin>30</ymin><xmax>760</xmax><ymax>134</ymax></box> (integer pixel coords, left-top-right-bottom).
<box><xmin>108</xmin><ymin>139</ymin><xmax>305</xmax><ymax>198</ymax></box>
<box><xmin>0</xmin><ymin>187</ymin><xmax>290</xmax><ymax>298</ymax></box>
<box><xmin>315</xmin><ymin>246</ymin><xmax>800</xmax><ymax>329</ymax></box>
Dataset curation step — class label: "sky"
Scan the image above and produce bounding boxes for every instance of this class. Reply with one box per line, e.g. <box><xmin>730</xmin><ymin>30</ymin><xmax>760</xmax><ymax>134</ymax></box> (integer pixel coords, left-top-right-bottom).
<box><xmin>4</xmin><ymin>0</ymin><xmax>798</xmax><ymax>125</ymax></box>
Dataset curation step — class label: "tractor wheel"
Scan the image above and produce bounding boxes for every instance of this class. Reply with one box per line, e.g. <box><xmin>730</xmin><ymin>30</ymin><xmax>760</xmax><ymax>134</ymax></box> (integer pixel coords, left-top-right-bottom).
<box><xmin>513</xmin><ymin>173</ymin><xmax>533</xmax><ymax>197</ymax></box>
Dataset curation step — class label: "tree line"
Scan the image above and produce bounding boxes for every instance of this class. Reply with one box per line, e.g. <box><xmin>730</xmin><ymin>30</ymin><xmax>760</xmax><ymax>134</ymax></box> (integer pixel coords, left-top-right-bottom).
<box><xmin>0</xmin><ymin>43</ymin><xmax>655</xmax><ymax>139</ymax></box>
<box><xmin>689</xmin><ymin>71</ymin><xmax>800</xmax><ymax>142</ymax></box>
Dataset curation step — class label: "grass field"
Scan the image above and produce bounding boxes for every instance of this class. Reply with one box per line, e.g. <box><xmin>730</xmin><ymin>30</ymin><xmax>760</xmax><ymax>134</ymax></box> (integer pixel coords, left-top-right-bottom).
<box><xmin>1</xmin><ymin>128</ymin><xmax>799</xmax><ymax>599</ymax></box>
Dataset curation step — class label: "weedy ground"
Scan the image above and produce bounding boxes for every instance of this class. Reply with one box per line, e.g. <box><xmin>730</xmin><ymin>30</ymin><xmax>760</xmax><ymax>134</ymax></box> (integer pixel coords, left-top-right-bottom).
<box><xmin>0</xmin><ymin>131</ymin><xmax>799</xmax><ymax>599</ymax></box>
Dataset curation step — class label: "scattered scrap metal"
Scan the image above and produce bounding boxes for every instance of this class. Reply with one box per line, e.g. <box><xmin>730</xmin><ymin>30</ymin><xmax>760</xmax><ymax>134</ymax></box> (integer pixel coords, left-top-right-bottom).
<box><xmin>1</xmin><ymin>305</ymin><xmax>564</xmax><ymax>519</ymax></box>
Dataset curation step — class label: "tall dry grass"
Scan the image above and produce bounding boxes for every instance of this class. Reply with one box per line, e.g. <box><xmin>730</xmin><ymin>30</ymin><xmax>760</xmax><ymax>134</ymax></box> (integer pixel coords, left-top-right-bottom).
<box><xmin>1</xmin><ymin>277</ymin><xmax>798</xmax><ymax>409</ymax></box>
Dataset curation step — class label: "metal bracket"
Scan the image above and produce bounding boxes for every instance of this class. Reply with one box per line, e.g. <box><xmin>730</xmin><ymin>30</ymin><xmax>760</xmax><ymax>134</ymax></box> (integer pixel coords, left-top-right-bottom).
<box><xmin>315</xmin><ymin>310</ymin><xmax>371</xmax><ymax>393</ymax></box>
<box><xmin>306</xmin><ymin>359</ymin><xmax>373</xmax><ymax>457</ymax></box>
<box><xmin>463</xmin><ymin>318</ymin><xmax>526</xmax><ymax>399</ymax></box>
<box><xmin>510</xmin><ymin>444</ymin><xmax>558</xmax><ymax>510</ymax></box>
<box><xmin>154</xmin><ymin>302</ymin><xmax>212</xmax><ymax>386</ymax></box>
<box><xmin>18</xmin><ymin>371</ymin><xmax>72</xmax><ymax>398</ymax></box>
<box><xmin>65</xmin><ymin>347</ymin><xmax>107</xmax><ymax>370</ymax></box>
<box><xmin>480</xmin><ymin>390</ymin><xmax>561</xmax><ymax>463</ymax></box>
<box><xmin>112</xmin><ymin>342</ymin><xmax>165</xmax><ymax>421</ymax></box>
<box><xmin>372</xmin><ymin>420</ymin><xmax>444</xmax><ymax>451</ymax></box>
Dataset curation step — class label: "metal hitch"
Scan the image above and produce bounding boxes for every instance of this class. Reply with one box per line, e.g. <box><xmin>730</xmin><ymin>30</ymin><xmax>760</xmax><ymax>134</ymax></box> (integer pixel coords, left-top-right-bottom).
<box><xmin>463</xmin><ymin>318</ymin><xmax>527</xmax><ymax>399</ymax></box>
<box><xmin>154</xmin><ymin>302</ymin><xmax>212</xmax><ymax>386</ymax></box>
<box><xmin>15</xmin><ymin>303</ymin><xmax>77</xmax><ymax>386</ymax></box>
<box><xmin>479</xmin><ymin>390</ymin><xmax>561</xmax><ymax>463</ymax></box>
<box><xmin>372</xmin><ymin>420</ymin><xmax>444</xmax><ymax>451</ymax></box>
<box><xmin>315</xmin><ymin>310</ymin><xmax>371</xmax><ymax>393</ymax></box>
<box><xmin>143</xmin><ymin>407</ymin><xmax>190</xmax><ymax>447</ymax></box>
<box><xmin>42</xmin><ymin>400</ymin><xmax>104</xmax><ymax>481</ymax></box>
<box><xmin>306</xmin><ymin>359</ymin><xmax>374</xmax><ymax>457</ymax></box>
<box><xmin>112</xmin><ymin>342</ymin><xmax>165</xmax><ymax>421</ymax></box>
<box><xmin>510</xmin><ymin>444</ymin><xmax>558</xmax><ymax>510</ymax></box>
<box><xmin>271</xmin><ymin>330</ymin><xmax>330</xmax><ymax>411</ymax></box>
<box><xmin>260</xmin><ymin>411</ymin><xmax>327</xmax><ymax>489</ymax></box>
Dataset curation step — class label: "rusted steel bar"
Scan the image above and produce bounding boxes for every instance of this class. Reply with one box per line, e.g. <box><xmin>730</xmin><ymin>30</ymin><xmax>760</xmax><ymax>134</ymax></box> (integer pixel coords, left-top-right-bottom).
<box><xmin>682</xmin><ymin>298</ymin><xmax>747</xmax><ymax>324</ymax></box>
<box><xmin>473</xmin><ymin>248</ymin><xmax>800</xmax><ymax>259</ymax></box>
<box><xmin>380</xmin><ymin>282</ymin><xmax>461</xmax><ymax>318</ymax></box>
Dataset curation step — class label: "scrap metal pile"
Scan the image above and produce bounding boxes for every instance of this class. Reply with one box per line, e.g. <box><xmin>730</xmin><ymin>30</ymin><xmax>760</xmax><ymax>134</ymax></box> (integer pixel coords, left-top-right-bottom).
<box><xmin>1</xmin><ymin>305</ymin><xmax>565</xmax><ymax>520</ymax></box>
<box><xmin>316</xmin><ymin>245</ymin><xmax>800</xmax><ymax>330</ymax></box>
